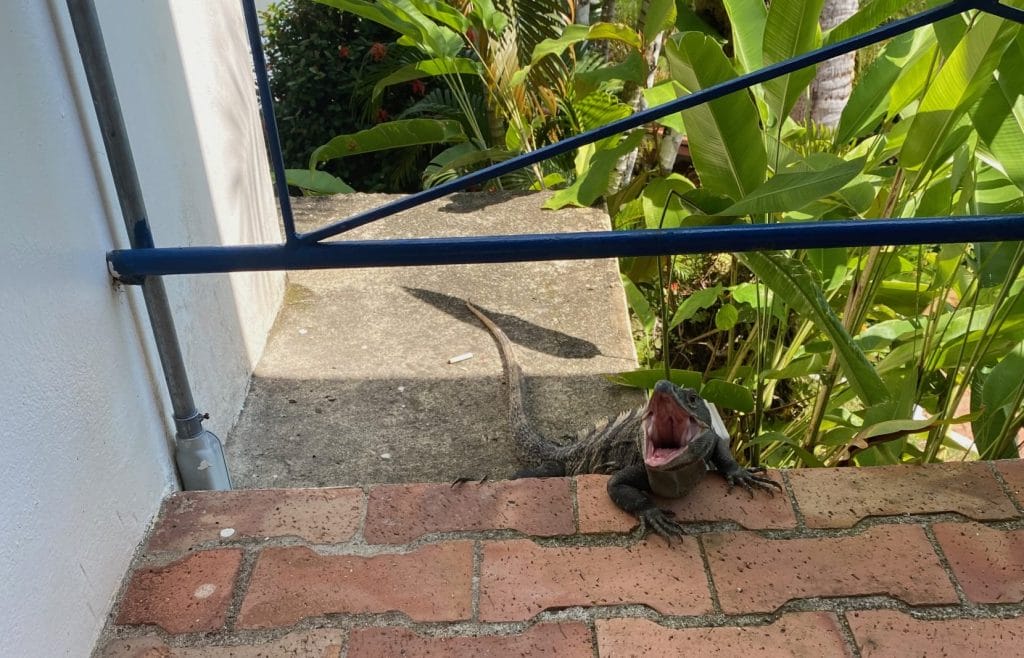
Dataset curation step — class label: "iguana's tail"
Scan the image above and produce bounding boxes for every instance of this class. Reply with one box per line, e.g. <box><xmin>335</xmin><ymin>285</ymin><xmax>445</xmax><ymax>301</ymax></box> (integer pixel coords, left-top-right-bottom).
<box><xmin>466</xmin><ymin>302</ymin><xmax>560</xmax><ymax>464</ymax></box>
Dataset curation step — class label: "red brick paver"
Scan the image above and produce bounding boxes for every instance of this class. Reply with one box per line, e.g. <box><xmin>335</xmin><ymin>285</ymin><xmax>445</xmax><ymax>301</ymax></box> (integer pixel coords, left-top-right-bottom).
<box><xmin>347</xmin><ymin>622</ymin><xmax>593</xmax><ymax>657</ymax></box>
<box><xmin>116</xmin><ymin>549</ymin><xmax>242</xmax><ymax>634</ymax></box>
<box><xmin>98</xmin><ymin>629</ymin><xmax>344</xmax><ymax>657</ymax></box>
<box><xmin>237</xmin><ymin>543</ymin><xmax>474</xmax><ymax>628</ymax></box>
<box><xmin>597</xmin><ymin>612</ymin><xmax>851</xmax><ymax>656</ymax></box>
<box><xmin>365</xmin><ymin>478</ymin><xmax>574</xmax><ymax>543</ymax></box>
<box><xmin>147</xmin><ymin>488</ymin><xmax>363</xmax><ymax>553</ymax></box>
<box><xmin>576</xmin><ymin>472</ymin><xmax>795</xmax><ymax>533</ymax></box>
<box><xmin>704</xmin><ymin>525</ymin><xmax>958</xmax><ymax>613</ymax></box>
<box><xmin>995</xmin><ymin>459</ymin><xmax>1024</xmax><ymax>508</ymax></box>
<box><xmin>933</xmin><ymin>521</ymin><xmax>1024</xmax><ymax>603</ymax></box>
<box><xmin>478</xmin><ymin>538</ymin><xmax>711</xmax><ymax>621</ymax></box>
<box><xmin>788</xmin><ymin>462</ymin><xmax>1016</xmax><ymax>527</ymax></box>
<box><xmin>100</xmin><ymin>463</ymin><xmax>1024</xmax><ymax>656</ymax></box>
<box><xmin>848</xmin><ymin>609</ymin><xmax>1024</xmax><ymax>656</ymax></box>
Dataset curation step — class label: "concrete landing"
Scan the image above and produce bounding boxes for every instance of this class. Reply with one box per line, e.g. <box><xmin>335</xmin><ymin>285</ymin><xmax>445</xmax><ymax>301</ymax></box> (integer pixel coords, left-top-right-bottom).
<box><xmin>224</xmin><ymin>192</ymin><xmax>642</xmax><ymax>488</ymax></box>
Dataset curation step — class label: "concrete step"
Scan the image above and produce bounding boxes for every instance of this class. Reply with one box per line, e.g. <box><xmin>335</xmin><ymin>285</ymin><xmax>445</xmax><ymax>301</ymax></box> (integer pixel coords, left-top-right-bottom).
<box><xmin>224</xmin><ymin>192</ymin><xmax>643</xmax><ymax>488</ymax></box>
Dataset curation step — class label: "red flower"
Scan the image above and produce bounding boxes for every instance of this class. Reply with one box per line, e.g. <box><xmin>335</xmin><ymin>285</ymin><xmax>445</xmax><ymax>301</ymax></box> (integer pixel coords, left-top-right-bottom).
<box><xmin>338</xmin><ymin>45</ymin><xmax>350</xmax><ymax>59</ymax></box>
<box><xmin>369</xmin><ymin>42</ymin><xmax>388</xmax><ymax>62</ymax></box>
<box><xmin>466</xmin><ymin>28</ymin><xmax>477</xmax><ymax>45</ymax></box>
<box><xmin>410</xmin><ymin>79</ymin><xmax>426</xmax><ymax>96</ymax></box>
<box><xmin>376</xmin><ymin>108</ymin><xmax>390</xmax><ymax>123</ymax></box>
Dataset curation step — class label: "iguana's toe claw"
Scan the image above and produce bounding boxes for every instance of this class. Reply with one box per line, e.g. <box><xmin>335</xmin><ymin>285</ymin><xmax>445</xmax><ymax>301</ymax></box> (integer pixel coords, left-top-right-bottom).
<box><xmin>637</xmin><ymin>508</ymin><xmax>685</xmax><ymax>545</ymax></box>
<box><xmin>724</xmin><ymin>468</ymin><xmax>783</xmax><ymax>498</ymax></box>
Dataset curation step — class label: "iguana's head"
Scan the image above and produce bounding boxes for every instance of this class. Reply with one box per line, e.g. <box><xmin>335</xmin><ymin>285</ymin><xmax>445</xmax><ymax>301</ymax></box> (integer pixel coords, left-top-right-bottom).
<box><xmin>642</xmin><ymin>380</ymin><xmax>716</xmax><ymax>471</ymax></box>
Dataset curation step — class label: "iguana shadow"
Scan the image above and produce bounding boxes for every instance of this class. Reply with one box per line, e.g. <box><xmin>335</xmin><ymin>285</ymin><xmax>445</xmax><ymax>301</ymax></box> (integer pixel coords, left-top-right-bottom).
<box><xmin>403</xmin><ymin>287</ymin><xmax>600</xmax><ymax>359</ymax></box>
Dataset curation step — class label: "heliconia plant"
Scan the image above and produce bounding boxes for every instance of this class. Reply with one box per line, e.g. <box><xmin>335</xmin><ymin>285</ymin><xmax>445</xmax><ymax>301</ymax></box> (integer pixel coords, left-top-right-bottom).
<box><xmin>600</xmin><ymin>0</ymin><xmax>1024</xmax><ymax>466</ymax></box>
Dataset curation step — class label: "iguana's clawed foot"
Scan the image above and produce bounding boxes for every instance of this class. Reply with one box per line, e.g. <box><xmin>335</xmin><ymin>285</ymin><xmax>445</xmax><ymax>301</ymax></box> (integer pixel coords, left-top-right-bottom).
<box><xmin>637</xmin><ymin>507</ymin><xmax>686</xmax><ymax>545</ymax></box>
<box><xmin>723</xmin><ymin>466</ymin><xmax>783</xmax><ymax>498</ymax></box>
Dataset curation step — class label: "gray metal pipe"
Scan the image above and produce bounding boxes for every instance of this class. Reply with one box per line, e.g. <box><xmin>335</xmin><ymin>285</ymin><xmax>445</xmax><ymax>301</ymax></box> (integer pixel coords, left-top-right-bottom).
<box><xmin>65</xmin><ymin>0</ymin><xmax>230</xmax><ymax>490</ymax></box>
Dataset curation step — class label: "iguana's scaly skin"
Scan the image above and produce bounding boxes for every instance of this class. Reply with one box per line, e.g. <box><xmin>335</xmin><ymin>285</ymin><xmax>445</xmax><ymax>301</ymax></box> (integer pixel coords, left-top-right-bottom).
<box><xmin>467</xmin><ymin>302</ymin><xmax>780</xmax><ymax>540</ymax></box>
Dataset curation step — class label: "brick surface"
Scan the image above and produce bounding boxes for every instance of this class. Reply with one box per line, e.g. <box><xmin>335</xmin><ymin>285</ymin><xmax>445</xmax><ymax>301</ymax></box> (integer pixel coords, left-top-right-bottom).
<box><xmin>146</xmin><ymin>488</ymin><xmax>362</xmax><ymax>553</ymax></box>
<box><xmin>237</xmin><ymin>542</ymin><xmax>473</xmax><ymax>628</ymax></box>
<box><xmin>704</xmin><ymin>525</ymin><xmax>957</xmax><ymax>613</ymax></box>
<box><xmin>597</xmin><ymin>612</ymin><xmax>851</xmax><ymax>656</ymax></box>
<box><xmin>365</xmin><ymin>478</ymin><xmax>574</xmax><ymax>543</ymax></box>
<box><xmin>347</xmin><ymin>622</ymin><xmax>593</xmax><ymax>657</ymax></box>
<box><xmin>97</xmin><ymin>629</ymin><xmax>344</xmax><ymax>657</ymax></box>
<box><xmin>478</xmin><ymin>538</ymin><xmax>711</xmax><ymax>622</ymax></box>
<box><xmin>576</xmin><ymin>473</ymin><xmax>795</xmax><ymax>534</ymax></box>
<box><xmin>788</xmin><ymin>462</ymin><xmax>1017</xmax><ymax>528</ymax></box>
<box><xmin>848</xmin><ymin>610</ymin><xmax>1024</xmax><ymax>656</ymax></box>
<box><xmin>933</xmin><ymin>521</ymin><xmax>1024</xmax><ymax>603</ymax></box>
<box><xmin>115</xmin><ymin>549</ymin><xmax>242</xmax><ymax>634</ymax></box>
<box><xmin>994</xmin><ymin>459</ymin><xmax>1024</xmax><ymax>508</ymax></box>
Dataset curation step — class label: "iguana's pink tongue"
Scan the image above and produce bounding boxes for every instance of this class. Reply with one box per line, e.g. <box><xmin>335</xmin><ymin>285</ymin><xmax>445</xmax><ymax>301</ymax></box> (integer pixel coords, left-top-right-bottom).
<box><xmin>642</xmin><ymin>390</ymin><xmax>695</xmax><ymax>467</ymax></box>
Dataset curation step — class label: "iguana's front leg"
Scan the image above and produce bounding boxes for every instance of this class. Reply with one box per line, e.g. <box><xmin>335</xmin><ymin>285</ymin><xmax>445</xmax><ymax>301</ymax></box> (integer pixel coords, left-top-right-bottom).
<box><xmin>709</xmin><ymin>436</ymin><xmax>782</xmax><ymax>497</ymax></box>
<box><xmin>607</xmin><ymin>464</ymin><xmax>685</xmax><ymax>541</ymax></box>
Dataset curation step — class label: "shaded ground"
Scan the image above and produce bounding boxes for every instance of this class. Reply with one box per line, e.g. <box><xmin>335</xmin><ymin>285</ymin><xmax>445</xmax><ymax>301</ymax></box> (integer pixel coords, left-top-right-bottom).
<box><xmin>225</xmin><ymin>192</ymin><xmax>643</xmax><ymax>487</ymax></box>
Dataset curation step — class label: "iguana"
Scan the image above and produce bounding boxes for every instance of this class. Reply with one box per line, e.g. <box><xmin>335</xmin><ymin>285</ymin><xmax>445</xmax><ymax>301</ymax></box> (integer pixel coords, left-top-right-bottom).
<box><xmin>466</xmin><ymin>301</ymin><xmax>780</xmax><ymax>540</ymax></box>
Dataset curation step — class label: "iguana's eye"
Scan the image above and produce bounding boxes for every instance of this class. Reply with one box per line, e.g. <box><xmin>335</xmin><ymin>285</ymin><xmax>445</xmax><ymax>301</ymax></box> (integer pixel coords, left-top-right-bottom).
<box><xmin>685</xmin><ymin>391</ymin><xmax>698</xmax><ymax>405</ymax></box>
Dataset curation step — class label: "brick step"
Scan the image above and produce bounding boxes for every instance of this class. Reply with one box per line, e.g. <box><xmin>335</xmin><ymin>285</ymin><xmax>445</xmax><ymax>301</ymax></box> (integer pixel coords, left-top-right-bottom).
<box><xmin>97</xmin><ymin>461</ymin><xmax>1024</xmax><ymax>656</ymax></box>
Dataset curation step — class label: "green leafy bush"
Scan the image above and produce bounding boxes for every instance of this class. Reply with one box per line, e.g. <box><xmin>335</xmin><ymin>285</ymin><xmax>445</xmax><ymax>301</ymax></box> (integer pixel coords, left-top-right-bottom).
<box><xmin>262</xmin><ymin>0</ymin><xmax>435</xmax><ymax>191</ymax></box>
<box><xmin>603</xmin><ymin>2</ymin><xmax>1024</xmax><ymax>467</ymax></box>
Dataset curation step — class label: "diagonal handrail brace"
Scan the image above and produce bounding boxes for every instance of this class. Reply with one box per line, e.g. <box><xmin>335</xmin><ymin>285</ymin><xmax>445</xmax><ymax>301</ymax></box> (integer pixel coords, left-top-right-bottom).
<box><xmin>66</xmin><ymin>0</ymin><xmax>231</xmax><ymax>490</ymax></box>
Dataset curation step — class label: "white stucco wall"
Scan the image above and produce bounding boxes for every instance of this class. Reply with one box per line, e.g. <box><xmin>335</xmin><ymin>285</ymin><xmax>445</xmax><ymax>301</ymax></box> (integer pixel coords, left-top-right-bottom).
<box><xmin>0</xmin><ymin>1</ymin><xmax>285</xmax><ymax>655</ymax></box>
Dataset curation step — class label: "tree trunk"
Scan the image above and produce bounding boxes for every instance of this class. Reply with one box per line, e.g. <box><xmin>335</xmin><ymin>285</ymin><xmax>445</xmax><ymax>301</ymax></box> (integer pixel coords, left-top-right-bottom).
<box><xmin>608</xmin><ymin>0</ymin><xmax>665</xmax><ymax>193</ymax></box>
<box><xmin>793</xmin><ymin>0</ymin><xmax>859</xmax><ymax>129</ymax></box>
<box><xmin>576</xmin><ymin>0</ymin><xmax>594</xmax><ymax>25</ymax></box>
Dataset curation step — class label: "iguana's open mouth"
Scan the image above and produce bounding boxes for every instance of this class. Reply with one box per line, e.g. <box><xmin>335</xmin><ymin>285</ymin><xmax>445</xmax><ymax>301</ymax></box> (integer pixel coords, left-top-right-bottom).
<box><xmin>642</xmin><ymin>389</ymin><xmax>704</xmax><ymax>468</ymax></box>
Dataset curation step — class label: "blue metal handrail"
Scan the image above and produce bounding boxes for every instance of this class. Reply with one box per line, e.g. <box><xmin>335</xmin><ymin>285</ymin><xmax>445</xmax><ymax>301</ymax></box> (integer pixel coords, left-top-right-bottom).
<box><xmin>105</xmin><ymin>0</ymin><xmax>1024</xmax><ymax>282</ymax></box>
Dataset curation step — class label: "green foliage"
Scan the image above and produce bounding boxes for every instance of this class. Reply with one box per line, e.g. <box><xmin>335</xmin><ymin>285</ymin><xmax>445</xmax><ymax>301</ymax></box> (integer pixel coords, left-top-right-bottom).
<box><xmin>303</xmin><ymin>0</ymin><xmax>673</xmax><ymax>192</ymax></box>
<box><xmin>310</xmin><ymin>119</ymin><xmax>468</xmax><ymax>165</ymax></box>
<box><xmin>261</xmin><ymin>0</ymin><xmax>436</xmax><ymax>191</ymax></box>
<box><xmin>284</xmin><ymin>169</ymin><xmax>355</xmax><ymax>195</ymax></box>
<box><xmin>612</xmin><ymin>5</ymin><xmax>1024</xmax><ymax>468</ymax></box>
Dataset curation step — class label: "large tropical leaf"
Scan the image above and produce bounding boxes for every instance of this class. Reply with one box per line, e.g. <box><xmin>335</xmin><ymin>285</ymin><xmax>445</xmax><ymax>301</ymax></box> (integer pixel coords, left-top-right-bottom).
<box><xmin>835</xmin><ymin>29</ymin><xmax>932</xmax><ymax>145</ymax></box>
<box><xmin>761</xmin><ymin>0</ymin><xmax>826</xmax><ymax>125</ymax></box>
<box><xmin>900</xmin><ymin>12</ymin><xmax>1021</xmax><ymax>180</ymax></box>
<box><xmin>575</xmin><ymin>51</ymin><xmax>647</xmax><ymax>96</ymax></box>
<box><xmin>641</xmin><ymin>174</ymin><xmax>698</xmax><ymax>229</ymax></box>
<box><xmin>619</xmin><ymin>272</ymin><xmax>657</xmax><ymax>334</ymax></box>
<box><xmin>739</xmin><ymin>251</ymin><xmax>890</xmax><ymax>405</ymax></box>
<box><xmin>608</xmin><ymin>368</ymin><xmax>703</xmax><ymax>390</ymax></box>
<box><xmin>825</xmin><ymin>0</ymin><xmax>938</xmax><ymax>46</ymax></box>
<box><xmin>643</xmin><ymin>81</ymin><xmax>687</xmax><ymax>132</ymax></box>
<box><xmin>543</xmin><ymin>131</ymin><xmax>644</xmax><ymax>208</ymax></box>
<box><xmin>723</xmin><ymin>0</ymin><xmax>768</xmax><ymax>73</ymax></box>
<box><xmin>644</xmin><ymin>0</ymin><xmax>677</xmax><ymax>44</ymax></box>
<box><xmin>284</xmin><ymin>169</ymin><xmax>355</xmax><ymax>195</ymax></box>
<box><xmin>519</xmin><ymin>22</ymin><xmax>641</xmax><ymax>77</ymax></box>
<box><xmin>372</xmin><ymin>58</ymin><xmax>483</xmax><ymax>103</ymax></box>
<box><xmin>972</xmin><ymin>35</ymin><xmax>1024</xmax><ymax>193</ymax></box>
<box><xmin>721</xmin><ymin>156</ymin><xmax>865</xmax><ymax>215</ymax></box>
<box><xmin>315</xmin><ymin>0</ymin><xmax>463</xmax><ymax>57</ymax></box>
<box><xmin>310</xmin><ymin>119</ymin><xmax>467</xmax><ymax>166</ymax></box>
<box><xmin>421</xmin><ymin>142</ymin><xmax>509</xmax><ymax>188</ymax></box>
<box><xmin>663</xmin><ymin>33</ymin><xmax>767</xmax><ymax>201</ymax></box>
<box><xmin>974</xmin><ymin>340</ymin><xmax>1024</xmax><ymax>458</ymax></box>
<box><xmin>669</xmin><ymin>285</ymin><xmax>723</xmax><ymax>329</ymax></box>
